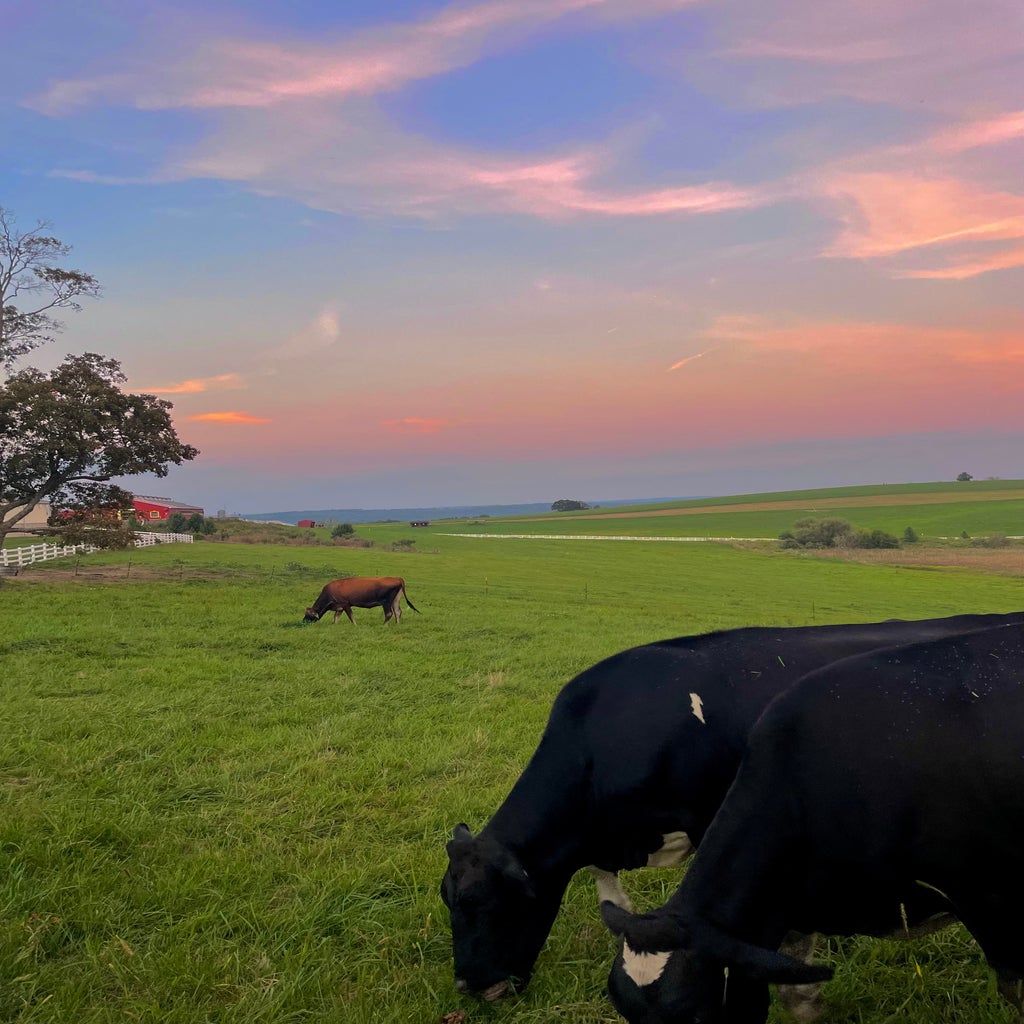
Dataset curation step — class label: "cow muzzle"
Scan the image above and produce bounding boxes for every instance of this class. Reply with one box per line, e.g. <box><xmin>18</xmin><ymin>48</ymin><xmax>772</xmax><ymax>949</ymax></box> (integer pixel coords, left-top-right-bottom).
<box><xmin>455</xmin><ymin>979</ymin><xmax>509</xmax><ymax>1001</ymax></box>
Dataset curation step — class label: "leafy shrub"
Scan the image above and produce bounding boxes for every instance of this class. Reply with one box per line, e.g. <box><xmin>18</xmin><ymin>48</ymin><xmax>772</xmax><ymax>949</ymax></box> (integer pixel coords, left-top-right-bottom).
<box><xmin>331</xmin><ymin>523</ymin><xmax>355</xmax><ymax>538</ymax></box>
<box><xmin>779</xmin><ymin>517</ymin><xmax>897</xmax><ymax>550</ymax></box>
<box><xmin>970</xmin><ymin>533</ymin><xmax>1010</xmax><ymax>548</ymax></box>
<box><xmin>853</xmin><ymin>529</ymin><xmax>900</xmax><ymax>549</ymax></box>
<box><xmin>902</xmin><ymin>526</ymin><xmax>919</xmax><ymax>544</ymax></box>
<box><xmin>778</xmin><ymin>518</ymin><xmax>854</xmax><ymax>549</ymax></box>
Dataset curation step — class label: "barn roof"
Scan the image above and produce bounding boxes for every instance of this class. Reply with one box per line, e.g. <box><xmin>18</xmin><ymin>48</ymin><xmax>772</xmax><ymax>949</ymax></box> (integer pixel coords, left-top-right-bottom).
<box><xmin>133</xmin><ymin>495</ymin><xmax>204</xmax><ymax>510</ymax></box>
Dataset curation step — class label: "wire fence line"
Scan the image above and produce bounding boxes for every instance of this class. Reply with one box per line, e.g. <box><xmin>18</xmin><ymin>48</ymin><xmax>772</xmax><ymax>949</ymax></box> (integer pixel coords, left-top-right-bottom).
<box><xmin>0</xmin><ymin>532</ymin><xmax>194</xmax><ymax>570</ymax></box>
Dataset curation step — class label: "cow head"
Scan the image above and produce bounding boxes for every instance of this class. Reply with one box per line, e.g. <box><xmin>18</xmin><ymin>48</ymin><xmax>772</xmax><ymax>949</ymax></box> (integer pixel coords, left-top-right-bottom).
<box><xmin>600</xmin><ymin>901</ymin><xmax>832</xmax><ymax>1024</ymax></box>
<box><xmin>303</xmin><ymin>607</ymin><xmax>321</xmax><ymax>623</ymax></box>
<box><xmin>441</xmin><ymin>823</ymin><xmax>559</xmax><ymax>999</ymax></box>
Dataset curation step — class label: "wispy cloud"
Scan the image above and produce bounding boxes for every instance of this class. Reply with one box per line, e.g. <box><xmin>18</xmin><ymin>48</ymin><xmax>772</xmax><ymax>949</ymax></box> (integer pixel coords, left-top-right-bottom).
<box><xmin>668</xmin><ymin>348</ymin><xmax>714</xmax><ymax>370</ymax></box>
<box><xmin>819</xmin><ymin>172</ymin><xmax>1024</xmax><ymax>278</ymax></box>
<box><xmin>27</xmin><ymin>0</ymin><xmax>699</xmax><ymax>116</ymax></box>
<box><xmin>895</xmin><ymin>246</ymin><xmax>1024</xmax><ymax>281</ymax></box>
<box><xmin>172</xmin><ymin>114</ymin><xmax>762</xmax><ymax>222</ymax></box>
<box><xmin>24</xmin><ymin>0</ymin><xmax>753</xmax><ymax>225</ymax></box>
<box><xmin>188</xmin><ymin>411</ymin><xmax>272</xmax><ymax>424</ymax></box>
<box><xmin>701</xmin><ymin>0</ymin><xmax>1023</xmax><ymax>113</ymax></box>
<box><xmin>269</xmin><ymin>308</ymin><xmax>343</xmax><ymax>359</ymax></box>
<box><xmin>381</xmin><ymin>417</ymin><xmax>462</xmax><ymax>434</ymax></box>
<box><xmin>143</xmin><ymin>373</ymin><xmax>244</xmax><ymax>394</ymax></box>
<box><xmin>929</xmin><ymin>111</ymin><xmax>1024</xmax><ymax>153</ymax></box>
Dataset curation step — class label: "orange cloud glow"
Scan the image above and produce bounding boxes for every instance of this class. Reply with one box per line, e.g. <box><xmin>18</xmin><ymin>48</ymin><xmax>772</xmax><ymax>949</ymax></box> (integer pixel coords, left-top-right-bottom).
<box><xmin>144</xmin><ymin>373</ymin><xmax>243</xmax><ymax>394</ymax></box>
<box><xmin>187</xmin><ymin>411</ymin><xmax>271</xmax><ymax>424</ymax></box>
<box><xmin>668</xmin><ymin>348</ymin><xmax>714</xmax><ymax>370</ymax></box>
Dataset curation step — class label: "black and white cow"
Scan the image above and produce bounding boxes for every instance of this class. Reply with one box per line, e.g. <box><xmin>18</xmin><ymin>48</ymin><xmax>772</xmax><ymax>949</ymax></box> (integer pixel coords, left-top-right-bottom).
<box><xmin>602</xmin><ymin>621</ymin><xmax>1024</xmax><ymax>1024</ymax></box>
<box><xmin>440</xmin><ymin>611</ymin><xmax>1024</xmax><ymax>1002</ymax></box>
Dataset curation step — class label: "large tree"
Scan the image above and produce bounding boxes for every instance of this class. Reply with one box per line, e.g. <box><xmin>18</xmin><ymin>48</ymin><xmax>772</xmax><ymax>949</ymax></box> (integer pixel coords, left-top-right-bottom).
<box><xmin>1</xmin><ymin>206</ymin><xmax>100</xmax><ymax>368</ymax></box>
<box><xmin>0</xmin><ymin>352</ymin><xmax>199</xmax><ymax>548</ymax></box>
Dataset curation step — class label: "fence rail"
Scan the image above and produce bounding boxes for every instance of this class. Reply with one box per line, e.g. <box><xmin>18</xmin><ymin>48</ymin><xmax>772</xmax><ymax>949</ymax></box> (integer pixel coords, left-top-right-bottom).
<box><xmin>0</xmin><ymin>532</ymin><xmax>194</xmax><ymax>570</ymax></box>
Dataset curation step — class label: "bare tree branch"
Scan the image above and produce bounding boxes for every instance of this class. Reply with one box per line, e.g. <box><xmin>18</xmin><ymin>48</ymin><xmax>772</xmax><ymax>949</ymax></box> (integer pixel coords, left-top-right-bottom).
<box><xmin>0</xmin><ymin>206</ymin><xmax>101</xmax><ymax>368</ymax></box>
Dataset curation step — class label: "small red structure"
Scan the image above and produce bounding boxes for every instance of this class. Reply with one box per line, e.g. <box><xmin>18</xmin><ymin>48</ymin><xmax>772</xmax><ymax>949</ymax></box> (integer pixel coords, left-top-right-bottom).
<box><xmin>132</xmin><ymin>495</ymin><xmax>204</xmax><ymax>522</ymax></box>
<box><xmin>297</xmin><ymin>519</ymin><xmax>316</xmax><ymax>528</ymax></box>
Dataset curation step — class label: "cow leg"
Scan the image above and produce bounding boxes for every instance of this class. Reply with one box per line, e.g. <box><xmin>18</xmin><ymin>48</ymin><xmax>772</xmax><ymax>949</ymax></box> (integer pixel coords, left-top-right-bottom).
<box><xmin>588</xmin><ymin>866</ymin><xmax>634</xmax><ymax>912</ymax></box>
<box><xmin>956</xmin><ymin>895</ymin><xmax>1024</xmax><ymax>1017</ymax></box>
<box><xmin>342</xmin><ymin>605</ymin><xmax>355</xmax><ymax>624</ymax></box>
<box><xmin>332</xmin><ymin>609</ymin><xmax>342</xmax><ymax>623</ymax></box>
<box><xmin>646</xmin><ymin>831</ymin><xmax>694</xmax><ymax>868</ymax></box>
<box><xmin>775</xmin><ymin>933</ymin><xmax>825</xmax><ymax>1024</ymax></box>
<box><xmin>996</xmin><ymin>975</ymin><xmax>1024</xmax><ymax>1016</ymax></box>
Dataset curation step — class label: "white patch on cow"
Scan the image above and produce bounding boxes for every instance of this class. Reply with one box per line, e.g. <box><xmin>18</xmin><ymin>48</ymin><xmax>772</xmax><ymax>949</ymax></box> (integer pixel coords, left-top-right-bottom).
<box><xmin>589</xmin><ymin>866</ymin><xmax>634</xmax><ymax>911</ymax></box>
<box><xmin>689</xmin><ymin>692</ymin><xmax>706</xmax><ymax>724</ymax></box>
<box><xmin>622</xmin><ymin>942</ymin><xmax>672</xmax><ymax>987</ymax></box>
<box><xmin>647</xmin><ymin>831</ymin><xmax>694</xmax><ymax>868</ymax></box>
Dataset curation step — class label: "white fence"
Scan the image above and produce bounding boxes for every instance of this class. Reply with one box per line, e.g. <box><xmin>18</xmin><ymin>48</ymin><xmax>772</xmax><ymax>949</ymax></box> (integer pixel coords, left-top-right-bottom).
<box><xmin>0</xmin><ymin>532</ymin><xmax>193</xmax><ymax>570</ymax></box>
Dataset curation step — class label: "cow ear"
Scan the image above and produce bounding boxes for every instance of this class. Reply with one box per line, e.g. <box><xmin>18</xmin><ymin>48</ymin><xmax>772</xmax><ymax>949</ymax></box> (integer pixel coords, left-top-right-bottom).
<box><xmin>446</xmin><ymin>823</ymin><xmax>475</xmax><ymax>861</ymax></box>
<box><xmin>727</xmin><ymin>945</ymin><xmax>834</xmax><ymax>984</ymax></box>
<box><xmin>600</xmin><ymin>901</ymin><xmax>689</xmax><ymax>953</ymax></box>
<box><xmin>499</xmin><ymin>854</ymin><xmax>535</xmax><ymax>898</ymax></box>
<box><xmin>689</xmin><ymin>921</ymin><xmax>834</xmax><ymax>984</ymax></box>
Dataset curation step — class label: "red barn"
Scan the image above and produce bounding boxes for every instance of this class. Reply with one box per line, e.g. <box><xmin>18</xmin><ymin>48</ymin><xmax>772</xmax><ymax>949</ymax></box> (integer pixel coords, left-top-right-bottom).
<box><xmin>297</xmin><ymin>519</ymin><xmax>316</xmax><ymax>528</ymax></box>
<box><xmin>132</xmin><ymin>495</ymin><xmax>204</xmax><ymax>522</ymax></box>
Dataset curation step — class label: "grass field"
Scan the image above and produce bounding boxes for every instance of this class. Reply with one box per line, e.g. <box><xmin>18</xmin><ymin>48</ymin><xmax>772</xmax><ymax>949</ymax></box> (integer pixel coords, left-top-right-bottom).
<box><xmin>3</xmin><ymin>484</ymin><xmax>1024</xmax><ymax>1023</ymax></box>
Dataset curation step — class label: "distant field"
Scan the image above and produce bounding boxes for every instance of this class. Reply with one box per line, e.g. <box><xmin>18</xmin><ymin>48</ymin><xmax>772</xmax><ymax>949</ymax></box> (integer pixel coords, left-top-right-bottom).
<box><xmin>371</xmin><ymin>479</ymin><xmax>1017</xmax><ymax>543</ymax></box>
<box><xmin>526</xmin><ymin>479</ymin><xmax>1024</xmax><ymax>517</ymax></box>
<box><xmin>2</xmin><ymin>527</ymin><xmax>1023</xmax><ymax>1023</ymax></box>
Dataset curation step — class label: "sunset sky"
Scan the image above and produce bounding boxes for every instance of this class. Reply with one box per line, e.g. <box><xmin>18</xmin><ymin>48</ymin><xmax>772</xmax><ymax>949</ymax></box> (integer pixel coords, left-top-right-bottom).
<box><xmin>4</xmin><ymin>0</ymin><xmax>1023</xmax><ymax>514</ymax></box>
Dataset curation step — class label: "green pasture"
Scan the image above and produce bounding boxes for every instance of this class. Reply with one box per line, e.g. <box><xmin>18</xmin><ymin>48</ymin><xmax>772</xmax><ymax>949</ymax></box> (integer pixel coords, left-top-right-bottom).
<box><xmin>390</xmin><ymin>498</ymin><xmax>1024</xmax><ymax>541</ymax></box>
<box><xmin>2</xmin><ymin>534</ymin><xmax>1023</xmax><ymax>1023</ymax></box>
<box><xmin>534</xmin><ymin>478</ymin><xmax>1024</xmax><ymax>516</ymax></box>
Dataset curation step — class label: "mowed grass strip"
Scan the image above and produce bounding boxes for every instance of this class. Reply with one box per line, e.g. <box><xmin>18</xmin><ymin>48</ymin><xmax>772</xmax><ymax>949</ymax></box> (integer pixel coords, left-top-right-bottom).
<box><xmin>2</xmin><ymin>537</ymin><xmax>1022</xmax><ymax>1022</ymax></box>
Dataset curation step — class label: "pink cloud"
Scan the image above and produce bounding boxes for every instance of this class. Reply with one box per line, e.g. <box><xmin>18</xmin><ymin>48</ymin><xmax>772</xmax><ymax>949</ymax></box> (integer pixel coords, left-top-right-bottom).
<box><xmin>28</xmin><ymin>0</ymin><xmax>699</xmax><ymax>115</ymax></box>
<box><xmin>819</xmin><ymin>172</ymin><xmax>1024</xmax><ymax>278</ymax></box>
<box><xmin>463</xmin><ymin>154</ymin><xmax>756</xmax><ymax>218</ymax></box>
<box><xmin>895</xmin><ymin>246</ymin><xmax>1024</xmax><ymax>280</ymax></box>
<box><xmin>699</xmin><ymin>0</ymin><xmax>1023</xmax><ymax>114</ymax></box>
<box><xmin>174</xmin><ymin>113</ymin><xmax>759</xmax><ymax>221</ymax></box>
<box><xmin>143</xmin><ymin>373</ymin><xmax>244</xmax><ymax>394</ymax></box>
<box><xmin>929</xmin><ymin>111</ymin><xmax>1024</xmax><ymax>153</ymax></box>
<box><xmin>188</xmin><ymin>411</ymin><xmax>271</xmax><ymax>424</ymax></box>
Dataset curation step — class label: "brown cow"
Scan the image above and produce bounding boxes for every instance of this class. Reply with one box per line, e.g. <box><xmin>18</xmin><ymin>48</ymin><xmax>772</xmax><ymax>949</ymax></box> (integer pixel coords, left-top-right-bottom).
<box><xmin>303</xmin><ymin>577</ymin><xmax>420</xmax><ymax>625</ymax></box>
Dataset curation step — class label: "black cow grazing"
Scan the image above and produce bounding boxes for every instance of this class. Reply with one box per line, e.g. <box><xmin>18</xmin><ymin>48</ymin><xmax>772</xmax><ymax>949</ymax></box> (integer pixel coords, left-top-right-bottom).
<box><xmin>602</xmin><ymin>622</ymin><xmax>1024</xmax><ymax>1024</ymax></box>
<box><xmin>303</xmin><ymin>576</ymin><xmax>419</xmax><ymax>625</ymax></box>
<box><xmin>441</xmin><ymin>612</ymin><xmax>1024</xmax><ymax>1002</ymax></box>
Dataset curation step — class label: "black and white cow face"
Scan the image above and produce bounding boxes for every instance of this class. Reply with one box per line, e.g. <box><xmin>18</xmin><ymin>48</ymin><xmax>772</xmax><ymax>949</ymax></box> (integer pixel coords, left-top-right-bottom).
<box><xmin>602</xmin><ymin>902</ymin><xmax>736</xmax><ymax>1024</ymax></box>
<box><xmin>607</xmin><ymin>940</ymin><xmax>737</xmax><ymax>1024</ymax></box>
<box><xmin>441</xmin><ymin>824</ymin><xmax>559</xmax><ymax>999</ymax></box>
<box><xmin>600</xmin><ymin>901</ymin><xmax>830</xmax><ymax>1024</ymax></box>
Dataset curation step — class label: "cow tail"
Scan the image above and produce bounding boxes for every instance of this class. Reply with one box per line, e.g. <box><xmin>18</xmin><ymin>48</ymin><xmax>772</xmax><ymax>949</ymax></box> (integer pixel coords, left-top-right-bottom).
<box><xmin>401</xmin><ymin>583</ymin><xmax>421</xmax><ymax>613</ymax></box>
